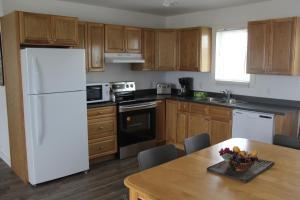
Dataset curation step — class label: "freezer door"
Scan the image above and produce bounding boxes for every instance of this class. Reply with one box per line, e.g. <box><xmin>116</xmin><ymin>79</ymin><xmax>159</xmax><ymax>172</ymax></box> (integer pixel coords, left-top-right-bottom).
<box><xmin>25</xmin><ymin>91</ymin><xmax>89</xmax><ymax>185</ymax></box>
<box><xmin>232</xmin><ymin>110</ymin><xmax>274</xmax><ymax>144</ymax></box>
<box><xmin>21</xmin><ymin>48</ymin><xmax>86</xmax><ymax>95</ymax></box>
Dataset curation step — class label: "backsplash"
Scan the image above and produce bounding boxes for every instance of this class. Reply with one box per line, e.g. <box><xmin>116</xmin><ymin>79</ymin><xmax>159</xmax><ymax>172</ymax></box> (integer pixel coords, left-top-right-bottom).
<box><xmin>86</xmin><ymin>64</ymin><xmax>165</xmax><ymax>90</ymax></box>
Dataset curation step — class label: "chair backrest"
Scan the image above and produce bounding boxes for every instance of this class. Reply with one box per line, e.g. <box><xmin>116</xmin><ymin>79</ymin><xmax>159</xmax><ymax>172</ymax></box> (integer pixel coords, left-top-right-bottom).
<box><xmin>137</xmin><ymin>144</ymin><xmax>178</xmax><ymax>171</ymax></box>
<box><xmin>273</xmin><ymin>135</ymin><xmax>300</xmax><ymax>150</ymax></box>
<box><xmin>184</xmin><ymin>133</ymin><xmax>210</xmax><ymax>155</ymax></box>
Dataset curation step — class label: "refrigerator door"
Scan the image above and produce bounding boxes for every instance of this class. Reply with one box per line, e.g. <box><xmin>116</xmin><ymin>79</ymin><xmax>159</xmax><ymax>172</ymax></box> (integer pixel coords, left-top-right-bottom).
<box><xmin>21</xmin><ymin>48</ymin><xmax>86</xmax><ymax>95</ymax></box>
<box><xmin>24</xmin><ymin>91</ymin><xmax>89</xmax><ymax>185</ymax></box>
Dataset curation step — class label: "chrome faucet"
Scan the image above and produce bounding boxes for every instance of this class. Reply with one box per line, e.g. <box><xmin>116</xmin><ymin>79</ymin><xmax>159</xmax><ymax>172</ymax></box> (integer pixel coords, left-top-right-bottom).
<box><xmin>222</xmin><ymin>90</ymin><xmax>232</xmax><ymax>102</ymax></box>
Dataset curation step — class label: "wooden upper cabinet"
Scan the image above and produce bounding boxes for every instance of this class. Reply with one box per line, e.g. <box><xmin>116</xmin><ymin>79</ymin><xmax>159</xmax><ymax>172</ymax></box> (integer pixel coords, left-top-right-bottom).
<box><xmin>52</xmin><ymin>16</ymin><xmax>78</xmax><ymax>45</ymax></box>
<box><xmin>76</xmin><ymin>22</ymin><xmax>88</xmax><ymax>71</ymax></box>
<box><xmin>247</xmin><ymin>17</ymin><xmax>300</xmax><ymax>76</ymax></box>
<box><xmin>179</xmin><ymin>27</ymin><xmax>212</xmax><ymax>72</ymax></box>
<box><xmin>155</xmin><ymin>30</ymin><xmax>178</xmax><ymax>71</ymax></box>
<box><xmin>269</xmin><ymin>18</ymin><xmax>295</xmax><ymax>75</ymax></box>
<box><xmin>88</xmin><ymin>23</ymin><xmax>105</xmax><ymax>72</ymax></box>
<box><xmin>19</xmin><ymin>12</ymin><xmax>53</xmax><ymax>44</ymax></box>
<box><xmin>132</xmin><ymin>29</ymin><xmax>155</xmax><ymax>71</ymax></box>
<box><xmin>19</xmin><ymin>11</ymin><xmax>78</xmax><ymax>46</ymax></box>
<box><xmin>247</xmin><ymin>21</ymin><xmax>270</xmax><ymax>74</ymax></box>
<box><xmin>105</xmin><ymin>24</ymin><xmax>125</xmax><ymax>53</ymax></box>
<box><xmin>125</xmin><ymin>27</ymin><xmax>141</xmax><ymax>53</ymax></box>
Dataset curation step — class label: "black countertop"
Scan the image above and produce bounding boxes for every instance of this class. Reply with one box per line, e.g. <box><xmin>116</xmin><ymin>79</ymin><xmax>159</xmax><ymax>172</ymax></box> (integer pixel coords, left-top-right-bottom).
<box><xmin>87</xmin><ymin>95</ymin><xmax>299</xmax><ymax>115</ymax></box>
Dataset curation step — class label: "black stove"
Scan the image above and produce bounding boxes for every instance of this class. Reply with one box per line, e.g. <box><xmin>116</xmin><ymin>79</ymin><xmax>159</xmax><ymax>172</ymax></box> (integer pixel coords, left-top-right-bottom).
<box><xmin>111</xmin><ymin>82</ymin><xmax>157</xmax><ymax>159</ymax></box>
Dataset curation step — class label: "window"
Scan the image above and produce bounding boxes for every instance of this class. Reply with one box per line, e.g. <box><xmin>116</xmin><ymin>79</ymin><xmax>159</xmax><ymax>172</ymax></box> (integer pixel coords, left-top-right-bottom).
<box><xmin>215</xmin><ymin>29</ymin><xmax>250</xmax><ymax>83</ymax></box>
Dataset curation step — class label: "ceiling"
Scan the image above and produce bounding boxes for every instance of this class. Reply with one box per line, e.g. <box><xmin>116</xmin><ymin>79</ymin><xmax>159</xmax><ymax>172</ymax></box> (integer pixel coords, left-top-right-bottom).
<box><xmin>59</xmin><ymin>0</ymin><xmax>269</xmax><ymax>16</ymax></box>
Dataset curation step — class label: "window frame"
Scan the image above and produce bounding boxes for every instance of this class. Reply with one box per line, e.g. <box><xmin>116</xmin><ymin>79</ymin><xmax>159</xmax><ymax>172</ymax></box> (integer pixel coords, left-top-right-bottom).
<box><xmin>214</xmin><ymin>28</ymin><xmax>251</xmax><ymax>85</ymax></box>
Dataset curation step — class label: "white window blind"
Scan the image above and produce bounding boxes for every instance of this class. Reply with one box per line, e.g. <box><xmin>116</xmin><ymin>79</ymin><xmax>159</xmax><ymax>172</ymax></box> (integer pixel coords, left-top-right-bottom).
<box><xmin>215</xmin><ymin>29</ymin><xmax>250</xmax><ymax>83</ymax></box>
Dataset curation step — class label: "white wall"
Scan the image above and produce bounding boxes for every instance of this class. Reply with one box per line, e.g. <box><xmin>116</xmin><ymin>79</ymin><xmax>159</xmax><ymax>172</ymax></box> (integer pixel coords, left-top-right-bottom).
<box><xmin>87</xmin><ymin>64</ymin><xmax>164</xmax><ymax>89</ymax></box>
<box><xmin>165</xmin><ymin>0</ymin><xmax>300</xmax><ymax>101</ymax></box>
<box><xmin>0</xmin><ymin>0</ymin><xmax>11</xmax><ymax>166</ymax></box>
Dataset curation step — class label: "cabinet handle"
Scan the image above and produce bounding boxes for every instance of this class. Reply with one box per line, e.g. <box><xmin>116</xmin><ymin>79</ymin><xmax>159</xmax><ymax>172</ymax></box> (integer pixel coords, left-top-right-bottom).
<box><xmin>98</xmin><ymin>127</ymin><xmax>104</xmax><ymax>130</ymax></box>
<box><xmin>98</xmin><ymin>112</ymin><xmax>104</xmax><ymax>115</ymax></box>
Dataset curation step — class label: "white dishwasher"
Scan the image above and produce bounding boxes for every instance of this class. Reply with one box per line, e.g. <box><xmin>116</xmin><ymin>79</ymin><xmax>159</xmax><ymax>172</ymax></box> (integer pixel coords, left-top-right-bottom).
<box><xmin>232</xmin><ymin>109</ymin><xmax>275</xmax><ymax>144</ymax></box>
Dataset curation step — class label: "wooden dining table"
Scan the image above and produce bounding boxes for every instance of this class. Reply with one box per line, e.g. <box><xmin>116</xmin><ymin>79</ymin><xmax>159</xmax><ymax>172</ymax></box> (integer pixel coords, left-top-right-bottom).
<box><xmin>124</xmin><ymin>138</ymin><xmax>300</xmax><ymax>200</ymax></box>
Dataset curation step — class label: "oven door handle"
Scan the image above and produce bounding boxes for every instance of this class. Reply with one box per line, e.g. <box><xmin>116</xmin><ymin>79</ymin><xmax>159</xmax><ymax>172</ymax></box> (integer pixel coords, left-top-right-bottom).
<box><xmin>119</xmin><ymin>102</ymin><xmax>157</xmax><ymax>113</ymax></box>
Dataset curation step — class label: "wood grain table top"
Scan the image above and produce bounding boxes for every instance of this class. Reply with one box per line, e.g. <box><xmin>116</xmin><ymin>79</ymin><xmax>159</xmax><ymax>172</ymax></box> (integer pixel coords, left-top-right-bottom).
<box><xmin>124</xmin><ymin>138</ymin><xmax>300</xmax><ymax>200</ymax></box>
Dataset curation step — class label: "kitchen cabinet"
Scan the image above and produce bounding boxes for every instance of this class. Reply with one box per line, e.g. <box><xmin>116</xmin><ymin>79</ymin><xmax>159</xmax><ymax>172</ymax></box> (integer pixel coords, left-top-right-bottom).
<box><xmin>77</xmin><ymin>22</ymin><xmax>88</xmax><ymax>71</ymax></box>
<box><xmin>247</xmin><ymin>17</ymin><xmax>300</xmax><ymax>75</ymax></box>
<box><xmin>166</xmin><ymin>100</ymin><xmax>178</xmax><ymax>144</ymax></box>
<box><xmin>105</xmin><ymin>25</ymin><xmax>141</xmax><ymax>53</ymax></box>
<box><xmin>176</xmin><ymin>112</ymin><xmax>188</xmax><ymax>147</ymax></box>
<box><xmin>209</xmin><ymin>106</ymin><xmax>232</xmax><ymax>145</ymax></box>
<box><xmin>76</xmin><ymin>22</ymin><xmax>105</xmax><ymax>72</ymax></box>
<box><xmin>88</xmin><ymin>23</ymin><xmax>105</xmax><ymax>72</ymax></box>
<box><xmin>132</xmin><ymin>29</ymin><xmax>156</xmax><ymax>71</ymax></box>
<box><xmin>156</xmin><ymin>100</ymin><xmax>166</xmax><ymax>144</ymax></box>
<box><xmin>125</xmin><ymin>27</ymin><xmax>142</xmax><ymax>53</ymax></box>
<box><xmin>188</xmin><ymin>113</ymin><xmax>210</xmax><ymax>138</ymax></box>
<box><xmin>87</xmin><ymin>106</ymin><xmax>117</xmax><ymax>160</ymax></box>
<box><xmin>155</xmin><ymin>30</ymin><xmax>178</xmax><ymax>71</ymax></box>
<box><xmin>179</xmin><ymin>27</ymin><xmax>212</xmax><ymax>72</ymax></box>
<box><xmin>19</xmin><ymin>11</ymin><xmax>78</xmax><ymax>46</ymax></box>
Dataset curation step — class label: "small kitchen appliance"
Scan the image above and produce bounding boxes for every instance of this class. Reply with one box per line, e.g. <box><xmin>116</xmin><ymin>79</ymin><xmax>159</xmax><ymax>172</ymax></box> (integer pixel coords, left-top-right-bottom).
<box><xmin>178</xmin><ymin>77</ymin><xmax>194</xmax><ymax>96</ymax></box>
<box><xmin>86</xmin><ymin>83</ymin><xmax>110</xmax><ymax>104</ymax></box>
<box><xmin>156</xmin><ymin>83</ymin><xmax>172</xmax><ymax>95</ymax></box>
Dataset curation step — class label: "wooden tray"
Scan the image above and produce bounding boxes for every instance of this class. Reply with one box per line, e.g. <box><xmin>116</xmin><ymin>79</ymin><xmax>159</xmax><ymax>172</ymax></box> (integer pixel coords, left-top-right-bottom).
<box><xmin>207</xmin><ymin>160</ymin><xmax>274</xmax><ymax>182</ymax></box>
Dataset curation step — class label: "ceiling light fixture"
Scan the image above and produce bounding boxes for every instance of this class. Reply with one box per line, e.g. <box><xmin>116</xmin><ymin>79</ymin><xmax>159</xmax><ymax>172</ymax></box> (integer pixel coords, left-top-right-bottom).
<box><xmin>163</xmin><ymin>0</ymin><xmax>179</xmax><ymax>7</ymax></box>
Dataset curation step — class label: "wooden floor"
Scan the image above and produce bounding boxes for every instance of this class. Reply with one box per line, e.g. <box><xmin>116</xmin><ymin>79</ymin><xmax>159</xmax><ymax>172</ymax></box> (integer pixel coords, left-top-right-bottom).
<box><xmin>0</xmin><ymin>157</ymin><xmax>139</xmax><ymax>200</ymax></box>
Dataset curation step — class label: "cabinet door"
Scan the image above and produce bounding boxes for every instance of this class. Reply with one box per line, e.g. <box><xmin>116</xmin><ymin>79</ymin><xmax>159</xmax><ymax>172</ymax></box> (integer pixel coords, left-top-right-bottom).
<box><xmin>52</xmin><ymin>16</ymin><xmax>78</xmax><ymax>46</ymax></box>
<box><xmin>105</xmin><ymin>25</ymin><xmax>125</xmax><ymax>53</ymax></box>
<box><xmin>247</xmin><ymin>21</ymin><xmax>270</xmax><ymax>74</ymax></box>
<box><xmin>166</xmin><ymin>100</ymin><xmax>178</xmax><ymax>144</ymax></box>
<box><xmin>156</xmin><ymin>100</ymin><xmax>166</xmax><ymax>144</ymax></box>
<box><xmin>88</xmin><ymin>23</ymin><xmax>105</xmax><ymax>72</ymax></box>
<box><xmin>125</xmin><ymin>27</ymin><xmax>141</xmax><ymax>53</ymax></box>
<box><xmin>132</xmin><ymin>29</ymin><xmax>155</xmax><ymax>70</ymax></box>
<box><xmin>76</xmin><ymin>22</ymin><xmax>88</xmax><ymax>72</ymax></box>
<box><xmin>156</xmin><ymin>30</ymin><xmax>178</xmax><ymax>71</ymax></box>
<box><xmin>210</xmin><ymin>119</ymin><xmax>231</xmax><ymax>145</ymax></box>
<box><xmin>179</xmin><ymin>28</ymin><xmax>199</xmax><ymax>71</ymax></box>
<box><xmin>177</xmin><ymin>112</ymin><xmax>188</xmax><ymax>145</ymax></box>
<box><xmin>19</xmin><ymin>12</ymin><xmax>53</xmax><ymax>44</ymax></box>
<box><xmin>269</xmin><ymin>18</ymin><xmax>295</xmax><ymax>75</ymax></box>
<box><xmin>188</xmin><ymin>113</ymin><xmax>210</xmax><ymax>138</ymax></box>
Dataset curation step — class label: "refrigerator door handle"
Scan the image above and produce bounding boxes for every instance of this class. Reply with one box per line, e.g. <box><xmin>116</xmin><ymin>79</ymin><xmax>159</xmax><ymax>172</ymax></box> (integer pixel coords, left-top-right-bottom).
<box><xmin>33</xmin><ymin>96</ymin><xmax>45</xmax><ymax>146</ymax></box>
<box><xmin>32</xmin><ymin>57</ymin><xmax>41</xmax><ymax>94</ymax></box>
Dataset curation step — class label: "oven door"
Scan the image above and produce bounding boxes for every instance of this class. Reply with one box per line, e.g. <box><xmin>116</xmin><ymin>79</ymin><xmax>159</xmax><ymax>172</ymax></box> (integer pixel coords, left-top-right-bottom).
<box><xmin>86</xmin><ymin>85</ymin><xmax>103</xmax><ymax>103</ymax></box>
<box><xmin>118</xmin><ymin>102</ymin><xmax>156</xmax><ymax>147</ymax></box>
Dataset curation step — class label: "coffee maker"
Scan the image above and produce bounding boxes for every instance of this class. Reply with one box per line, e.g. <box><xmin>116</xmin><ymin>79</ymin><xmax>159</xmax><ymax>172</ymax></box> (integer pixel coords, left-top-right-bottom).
<box><xmin>178</xmin><ymin>77</ymin><xmax>193</xmax><ymax>96</ymax></box>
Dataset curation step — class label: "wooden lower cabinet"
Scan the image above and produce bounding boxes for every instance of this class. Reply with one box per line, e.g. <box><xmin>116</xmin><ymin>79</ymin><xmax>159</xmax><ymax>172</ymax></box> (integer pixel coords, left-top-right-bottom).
<box><xmin>176</xmin><ymin>112</ymin><xmax>188</xmax><ymax>147</ymax></box>
<box><xmin>188</xmin><ymin>113</ymin><xmax>210</xmax><ymax>138</ymax></box>
<box><xmin>165</xmin><ymin>100</ymin><xmax>232</xmax><ymax>148</ymax></box>
<box><xmin>87</xmin><ymin>106</ymin><xmax>117</xmax><ymax>160</ymax></box>
<box><xmin>166</xmin><ymin>100</ymin><xmax>178</xmax><ymax>144</ymax></box>
<box><xmin>156</xmin><ymin>100</ymin><xmax>166</xmax><ymax>144</ymax></box>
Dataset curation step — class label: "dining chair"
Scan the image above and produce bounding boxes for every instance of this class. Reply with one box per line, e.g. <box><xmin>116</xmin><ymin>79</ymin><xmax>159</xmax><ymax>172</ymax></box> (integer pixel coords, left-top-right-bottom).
<box><xmin>184</xmin><ymin>133</ymin><xmax>211</xmax><ymax>154</ymax></box>
<box><xmin>137</xmin><ymin>144</ymin><xmax>178</xmax><ymax>171</ymax></box>
<box><xmin>273</xmin><ymin>135</ymin><xmax>300</xmax><ymax>150</ymax></box>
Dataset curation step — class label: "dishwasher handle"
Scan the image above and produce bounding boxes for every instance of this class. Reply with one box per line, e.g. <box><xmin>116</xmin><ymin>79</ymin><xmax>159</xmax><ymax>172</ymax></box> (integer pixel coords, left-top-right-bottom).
<box><xmin>259</xmin><ymin>115</ymin><xmax>273</xmax><ymax>119</ymax></box>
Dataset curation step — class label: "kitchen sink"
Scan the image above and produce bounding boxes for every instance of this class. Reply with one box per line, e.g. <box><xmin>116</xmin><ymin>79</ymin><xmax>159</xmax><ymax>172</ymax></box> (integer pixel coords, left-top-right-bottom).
<box><xmin>206</xmin><ymin>97</ymin><xmax>246</xmax><ymax>105</ymax></box>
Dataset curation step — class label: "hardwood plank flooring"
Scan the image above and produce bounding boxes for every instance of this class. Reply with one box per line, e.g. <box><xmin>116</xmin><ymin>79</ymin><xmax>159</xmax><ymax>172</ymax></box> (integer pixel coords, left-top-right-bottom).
<box><xmin>0</xmin><ymin>157</ymin><xmax>138</xmax><ymax>200</ymax></box>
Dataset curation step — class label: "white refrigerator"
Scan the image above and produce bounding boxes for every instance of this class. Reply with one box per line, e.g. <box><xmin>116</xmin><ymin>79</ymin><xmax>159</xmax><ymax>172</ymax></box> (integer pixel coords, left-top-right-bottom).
<box><xmin>21</xmin><ymin>48</ymin><xmax>89</xmax><ymax>185</ymax></box>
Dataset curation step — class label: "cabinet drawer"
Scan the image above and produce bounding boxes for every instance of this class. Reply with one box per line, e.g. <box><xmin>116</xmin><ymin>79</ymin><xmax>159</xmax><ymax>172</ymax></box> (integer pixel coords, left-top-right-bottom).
<box><xmin>178</xmin><ymin>102</ymin><xmax>189</xmax><ymax>112</ymax></box>
<box><xmin>209</xmin><ymin>106</ymin><xmax>232</xmax><ymax>121</ymax></box>
<box><xmin>88</xmin><ymin>119</ymin><xmax>116</xmax><ymax>140</ymax></box>
<box><xmin>189</xmin><ymin>103</ymin><xmax>209</xmax><ymax>115</ymax></box>
<box><xmin>89</xmin><ymin>137</ymin><xmax>117</xmax><ymax>159</ymax></box>
<box><xmin>88</xmin><ymin>106</ymin><xmax>116</xmax><ymax>119</ymax></box>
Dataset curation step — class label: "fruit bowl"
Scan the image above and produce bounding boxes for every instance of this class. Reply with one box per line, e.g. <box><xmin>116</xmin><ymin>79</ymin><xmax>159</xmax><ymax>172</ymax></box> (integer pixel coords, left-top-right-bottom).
<box><xmin>219</xmin><ymin>146</ymin><xmax>258</xmax><ymax>172</ymax></box>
